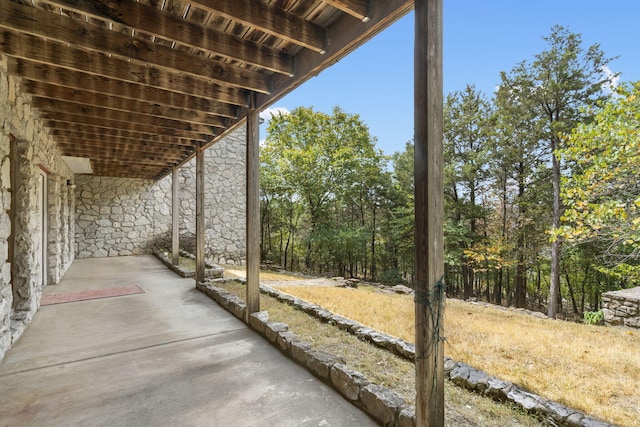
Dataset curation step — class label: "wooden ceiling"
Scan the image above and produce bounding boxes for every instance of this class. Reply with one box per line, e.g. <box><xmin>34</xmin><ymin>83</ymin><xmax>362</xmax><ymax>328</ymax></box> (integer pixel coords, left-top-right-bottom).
<box><xmin>0</xmin><ymin>0</ymin><xmax>412</xmax><ymax>179</ymax></box>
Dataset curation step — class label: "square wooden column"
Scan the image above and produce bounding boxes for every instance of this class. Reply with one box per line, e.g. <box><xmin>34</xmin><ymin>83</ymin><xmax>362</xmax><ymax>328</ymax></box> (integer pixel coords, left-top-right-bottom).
<box><xmin>245</xmin><ymin>95</ymin><xmax>260</xmax><ymax>319</ymax></box>
<box><xmin>171</xmin><ymin>166</ymin><xmax>180</xmax><ymax>266</ymax></box>
<box><xmin>414</xmin><ymin>0</ymin><xmax>444</xmax><ymax>426</ymax></box>
<box><xmin>195</xmin><ymin>146</ymin><xmax>205</xmax><ymax>284</ymax></box>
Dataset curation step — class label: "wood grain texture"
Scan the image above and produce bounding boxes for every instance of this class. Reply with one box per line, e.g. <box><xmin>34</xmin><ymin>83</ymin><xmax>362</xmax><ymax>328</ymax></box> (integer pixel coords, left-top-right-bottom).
<box><xmin>39</xmin><ymin>0</ymin><xmax>294</xmax><ymax>74</ymax></box>
<box><xmin>189</xmin><ymin>0</ymin><xmax>326</xmax><ymax>52</ymax></box>
<box><xmin>414</xmin><ymin>0</ymin><xmax>444</xmax><ymax>426</ymax></box>
<box><xmin>0</xmin><ymin>0</ymin><xmax>271</xmax><ymax>92</ymax></box>
<box><xmin>0</xmin><ymin>0</ymin><xmax>411</xmax><ymax>180</ymax></box>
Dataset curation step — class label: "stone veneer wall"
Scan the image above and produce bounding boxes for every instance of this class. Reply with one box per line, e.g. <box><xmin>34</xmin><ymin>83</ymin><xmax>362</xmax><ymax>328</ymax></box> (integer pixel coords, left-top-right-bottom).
<box><xmin>602</xmin><ymin>286</ymin><xmax>640</xmax><ymax>328</ymax></box>
<box><xmin>75</xmin><ymin>176</ymin><xmax>171</xmax><ymax>258</ymax></box>
<box><xmin>177</xmin><ymin>127</ymin><xmax>246</xmax><ymax>264</ymax></box>
<box><xmin>0</xmin><ymin>54</ymin><xmax>76</xmax><ymax>360</ymax></box>
<box><xmin>75</xmin><ymin>127</ymin><xmax>246</xmax><ymax>264</ymax></box>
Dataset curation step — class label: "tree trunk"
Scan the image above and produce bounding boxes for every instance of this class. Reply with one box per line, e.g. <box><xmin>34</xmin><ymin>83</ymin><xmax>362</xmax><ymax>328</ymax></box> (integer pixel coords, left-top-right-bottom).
<box><xmin>548</xmin><ymin>147</ymin><xmax>562</xmax><ymax>318</ymax></box>
<box><xmin>565</xmin><ymin>271</ymin><xmax>580</xmax><ymax>316</ymax></box>
<box><xmin>495</xmin><ymin>268</ymin><xmax>503</xmax><ymax>305</ymax></box>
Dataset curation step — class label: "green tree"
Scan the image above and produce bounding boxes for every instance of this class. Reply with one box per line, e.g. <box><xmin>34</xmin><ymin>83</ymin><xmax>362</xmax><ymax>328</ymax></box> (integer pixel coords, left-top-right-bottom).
<box><xmin>499</xmin><ymin>25</ymin><xmax>616</xmax><ymax>317</ymax></box>
<box><xmin>559</xmin><ymin>82</ymin><xmax>640</xmax><ymax>282</ymax></box>
<box><xmin>444</xmin><ymin>85</ymin><xmax>493</xmax><ymax>299</ymax></box>
<box><xmin>262</xmin><ymin>106</ymin><xmax>383</xmax><ymax>274</ymax></box>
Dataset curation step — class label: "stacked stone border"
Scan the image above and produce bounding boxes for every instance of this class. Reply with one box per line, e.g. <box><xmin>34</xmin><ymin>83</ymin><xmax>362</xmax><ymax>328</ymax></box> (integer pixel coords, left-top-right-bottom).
<box><xmin>197</xmin><ymin>279</ymin><xmax>614</xmax><ymax>427</ymax></box>
<box><xmin>602</xmin><ymin>286</ymin><xmax>640</xmax><ymax>329</ymax></box>
<box><xmin>153</xmin><ymin>249</ymin><xmax>223</xmax><ymax>279</ymax></box>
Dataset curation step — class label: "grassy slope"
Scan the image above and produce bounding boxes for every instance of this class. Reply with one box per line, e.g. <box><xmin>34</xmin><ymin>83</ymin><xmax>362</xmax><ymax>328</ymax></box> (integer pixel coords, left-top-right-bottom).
<box><xmin>275</xmin><ymin>286</ymin><xmax>640</xmax><ymax>427</ymax></box>
<box><xmin>220</xmin><ymin>281</ymin><xmax>543</xmax><ymax>426</ymax></box>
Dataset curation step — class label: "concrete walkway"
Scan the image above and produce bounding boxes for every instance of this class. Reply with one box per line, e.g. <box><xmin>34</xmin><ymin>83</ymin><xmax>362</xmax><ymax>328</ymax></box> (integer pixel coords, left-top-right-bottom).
<box><xmin>0</xmin><ymin>255</ymin><xmax>377</xmax><ymax>427</ymax></box>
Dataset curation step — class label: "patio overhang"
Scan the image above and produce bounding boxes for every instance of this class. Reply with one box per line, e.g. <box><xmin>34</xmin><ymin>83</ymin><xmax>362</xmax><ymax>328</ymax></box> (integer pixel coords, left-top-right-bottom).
<box><xmin>0</xmin><ymin>0</ymin><xmax>412</xmax><ymax>180</ymax></box>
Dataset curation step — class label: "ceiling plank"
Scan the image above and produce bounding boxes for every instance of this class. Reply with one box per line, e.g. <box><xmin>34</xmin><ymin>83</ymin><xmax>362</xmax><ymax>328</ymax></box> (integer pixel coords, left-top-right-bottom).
<box><xmin>1</xmin><ymin>33</ymin><xmax>252</xmax><ymax>103</ymax></box>
<box><xmin>188</xmin><ymin>0</ymin><xmax>326</xmax><ymax>53</ymax></box>
<box><xmin>42</xmin><ymin>113</ymin><xmax>210</xmax><ymax>140</ymax></box>
<box><xmin>0</xmin><ymin>0</ymin><xmax>272</xmax><ymax>93</ymax></box>
<box><xmin>38</xmin><ymin>0</ymin><xmax>294</xmax><ymax>75</ymax></box>
<box><xmin>323</xmin><ymin>0</ymin><xmax>370</xmax><ymax>22</ymax></box>
<box><xmin>25</xmin><ymin>81</ymin><xmax>230</xmax><ymax>126</ymax></box>
<box><xmin>32</xmin><ymin>98</ymin><xmax>217</xmax><ymax>133</ymax></box>
<box><xmin>8</xmin><ymin>58</ymin><xmax>247</xmax><ymax>109</ymax></box>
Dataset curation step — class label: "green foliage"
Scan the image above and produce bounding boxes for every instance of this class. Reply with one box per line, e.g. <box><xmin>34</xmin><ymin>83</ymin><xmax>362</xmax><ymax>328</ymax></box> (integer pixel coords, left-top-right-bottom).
<box><xmin>261</xmin><ymin>106</ymin><xmax>386</xmax><ymax>275</ymax></box>
<box><xmin>257</xmin><ymin>26</ymin><xmax>632</xmax><ymax>316</ymax></box>
<box><xmin>583</xmin><ymin>310</ymin><xmax>604</xmax><ymax>325</ymax></box>
<box><xmin>559</xmin><ymin>82</ymin><xmax>640</xmax><ymax>282</ymax></box>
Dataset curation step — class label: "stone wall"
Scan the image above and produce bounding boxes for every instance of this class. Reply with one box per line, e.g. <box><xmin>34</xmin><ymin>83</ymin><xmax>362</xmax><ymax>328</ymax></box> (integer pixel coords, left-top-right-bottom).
<box><xmin>602</xmin><ymin>287</ymin><xmax>640</xmax><ymax>328</ymax></box>
<box><xmin>75</xmin><ymin>127</ymin><xmax>246</xmax><ymax>264</ymax></box>
<box><xmin>0</xmin><ymin>54</ymin><xmax>75</xmax><ymax>360</ymax></box>
<box><xmin>177</xmin><ymin>128</ymin><xmax>246</xmax><ymax>264</ymax></box>
<box><xmin>75</xmin><ymin>176</ymin><xmax>171</xmax><ymax>258</ymax></box>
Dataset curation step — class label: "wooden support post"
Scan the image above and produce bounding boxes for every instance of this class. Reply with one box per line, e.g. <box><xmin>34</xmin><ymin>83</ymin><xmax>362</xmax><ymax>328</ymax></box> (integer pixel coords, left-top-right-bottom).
<box><xmin>245</xmin><ymin>94</ymin><xmax>260</xmax><ymax>319</ymax></box>
<box><xmin>414</xmin><ymin>0</ymin><xmax>444</xmax><ymax>426</ymax></box>
<box><xmin>195</xmin><ymin>145</ymin><xmax>205</xmax><ymax>284</ymax></box>
<box><xmin>171</xmin><ymin>166</ymin><xmax>180</xmax><ymax>266</ymax></box>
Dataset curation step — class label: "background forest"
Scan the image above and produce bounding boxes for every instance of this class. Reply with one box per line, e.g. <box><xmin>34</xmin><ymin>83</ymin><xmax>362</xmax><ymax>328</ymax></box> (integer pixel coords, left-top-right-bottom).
<box><xmin>259</xmin><ymin>26</ymin><xmax>640</xmax><ymax>318</ymax></box>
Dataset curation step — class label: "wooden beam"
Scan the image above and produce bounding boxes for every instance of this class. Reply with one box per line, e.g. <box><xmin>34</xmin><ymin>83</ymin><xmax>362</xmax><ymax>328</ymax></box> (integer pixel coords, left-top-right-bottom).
<box><xmin>50</xmin><ymin>128</ymin><xmax>197</xmax><ymax>147</ymax></box>
<box><xmin>172</xmin><ymin>166</ymin><xmax>180</xmax><ymax>266</ymax></box>
<box><xmin>56</xmin><ymin>137</ymin><xmax>193</xmax><ymax>157</ymax></box>
<box><xmin>256</xmin><ymin>0</ymin><xmax>412</xmax><ymax>110</ymax></box>
<box><xmin>323</xmin><ymin>0</ymin><xmax>371</xmax><ymax>22</ymax></box>
<box><xmin>195</xmin><ymin>145</ymin><xmax>205</xmax><ymax>284</ymax></box>
<box><xmin>0</xmin><ymin>1</ymin><xmax>272</xmax><ymax>93</ymax></box>
<box><xmin>33</xmin><ymin>98</ymin><xmax>216</xmax><ymax>134</ymax></box>
<box><xmin>1</xmin><ymin>34</ymin><xmax>253</xmax><ymax>103</ymax></box>
<box><xmin>42</xmin><ymin>113</ymin><xmax>209</xmax><ymax>139</ymax></box>
<box><xmin>414</xmin><ymin>0</ymin><xmax>444</xmax><ymax>426</ymax></box>
<box><xmin>26</xmin><ymin>83</ymin><xmax>229</xmax><ymax>127</ymax></box>
<box><xmin>56</xmin><ymin>150</ymin><xmax>173</xmax><ymax>167</ymax></box>
<box><xmin>246</xmin><ymin>96</ymin><xmax>260</xmax><ymax>319</ymax></box>
<box><xmin>188</xmin><ymin>0</ymin><xmax>326</xmax><ymax>53</ymax></box>
<box><xmin>38</xmin><ymin>0</ymin><xmax>294</xmax><ymax>75</ymax></box>
<box><xmin>22</xmin><ymin>79</ymin><xmax>237</xmax><ymax>120</ymax></box>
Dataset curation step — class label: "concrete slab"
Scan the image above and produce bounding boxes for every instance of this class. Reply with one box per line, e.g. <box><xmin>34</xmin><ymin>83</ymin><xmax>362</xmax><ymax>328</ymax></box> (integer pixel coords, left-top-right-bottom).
<box><xmin>0</xmin><ymin>256</ymin><xmax>377</xmax><ymax>426</ymax></box>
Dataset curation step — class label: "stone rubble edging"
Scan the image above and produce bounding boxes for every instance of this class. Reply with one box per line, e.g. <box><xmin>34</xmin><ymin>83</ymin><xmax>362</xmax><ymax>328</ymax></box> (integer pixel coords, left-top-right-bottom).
<box><xmin>198</xmin><ymin>278</ymin><xmax>616</xmax><ymax>427</ymax></box>
<box><xmin>197</xmin><ymin>280</ymin><xmax>413</xmax><ymax>426</ymax></box>
<box><xmin>153</xmin><ymin>249</ymin><xmax>224</xmax><ymax>279</ymax></box>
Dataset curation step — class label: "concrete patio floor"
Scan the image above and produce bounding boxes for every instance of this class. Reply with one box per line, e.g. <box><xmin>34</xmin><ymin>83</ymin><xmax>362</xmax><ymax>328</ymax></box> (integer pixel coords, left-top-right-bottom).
<box><xmin>0</xmin><ymin>255</ymin><xmax>377</xmax><ymax>426</ymax></box>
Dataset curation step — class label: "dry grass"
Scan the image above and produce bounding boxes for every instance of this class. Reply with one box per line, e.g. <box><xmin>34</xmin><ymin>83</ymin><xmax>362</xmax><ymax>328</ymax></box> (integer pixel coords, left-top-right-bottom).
<box><xmin>222</xmin><ymin>266</ymin><xmax>302</xmax><ymax>281</ymax></box>
<box><xmin>218</xmin><ymin>281</ymin><xmax>542</xmax><ymax>426</ymax></box>
<box><xmin>274</xmin><ymin>285</ymin><xmax>640</xmax><ymax>427</ymax></box>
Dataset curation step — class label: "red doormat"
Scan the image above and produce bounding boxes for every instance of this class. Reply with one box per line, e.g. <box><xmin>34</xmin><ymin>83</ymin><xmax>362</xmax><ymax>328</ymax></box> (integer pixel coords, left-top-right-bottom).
<box><xmin>41</xmin><ymin>285</ymin><xmax>145</xmax><ymax>306</ymax></box>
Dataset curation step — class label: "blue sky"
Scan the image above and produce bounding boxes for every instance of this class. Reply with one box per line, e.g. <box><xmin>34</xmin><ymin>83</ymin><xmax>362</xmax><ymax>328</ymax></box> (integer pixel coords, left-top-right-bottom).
<box><xmin>261</xmin><ymin>1</ymin><xmax>640</xmax><ymax>156</ymax></box>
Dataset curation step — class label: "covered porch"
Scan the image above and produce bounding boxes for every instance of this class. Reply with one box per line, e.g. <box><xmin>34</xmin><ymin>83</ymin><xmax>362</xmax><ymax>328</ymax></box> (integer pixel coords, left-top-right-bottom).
<box><xmin>0</xmin><ymin>0</ymin><xmax>445</xmax><ymax>425</ymax></box>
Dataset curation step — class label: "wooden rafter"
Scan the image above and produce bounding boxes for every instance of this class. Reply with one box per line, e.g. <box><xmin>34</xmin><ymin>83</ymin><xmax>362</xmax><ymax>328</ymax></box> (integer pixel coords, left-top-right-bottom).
<box><xmin>188</xmin><ymin>0</ymin><xmax>327</xmax><ymax>53</ymax></box>
<box><xmin>0</xmin><ymin>2</ymin><xmax>271</xmax><ymax>93</ymax></box>
<box><xmin>8</xmin><ymin>58</ymin><xmax>248</xmax><ymax>109</ymax></box>
<box><xmin>323</xmin><ymin>0</ymin><xmax>370</xmax><ymax>22</ymax></box>
<box><xmin>37</xmin><ymin>0</ymin><xmax>294</xmax><ymax>75</ymax></box>
<box><xmin>27</xmin><ymin>83</ymin><xmax>231</xmax><ymax>126</ymax></box>
<box><xmin>0</xmin><ymin>0</ymin><xmax>412</xmax><ymax>180</ymax></box>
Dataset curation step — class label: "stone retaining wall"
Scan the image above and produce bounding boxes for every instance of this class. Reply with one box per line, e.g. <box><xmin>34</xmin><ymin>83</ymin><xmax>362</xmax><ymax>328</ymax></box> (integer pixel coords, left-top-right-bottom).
<box><xmin>75</xmin><ymin>128</ymin><xmax>246</xmax><ymax>263</ymax></box>
<box><xmin>197</xmin><ymin>280</ymin><xmax>415</xmax><ymax>427</ymax></box>
<box><xmin>602</xmin><ymin>286</ymin><xmax>640</xmax><ymax>328</ymax></box>
<box><xmin>197</xmin><ymin>279</ymin><xmax>614</xmax><ymax>427</ymax></box>
<box><xmin>0</xmin><ymin>54</ymin><xmax>75</xmax><ymax>359</ymax></box>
